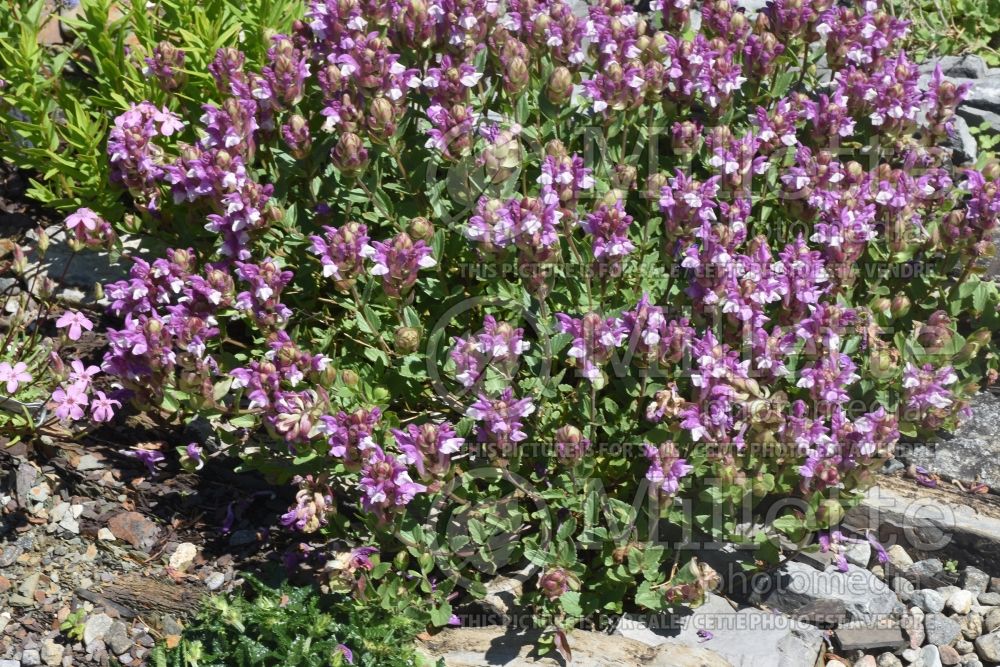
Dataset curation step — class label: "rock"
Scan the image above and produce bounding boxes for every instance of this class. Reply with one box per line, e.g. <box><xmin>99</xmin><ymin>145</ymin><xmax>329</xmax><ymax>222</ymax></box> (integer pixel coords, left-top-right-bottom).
<box><xmin>978</xmin><ymin>592</ymin><xmax>1000</xmax><ymax>606</ymax></box>
<box><xmin>751</xmin><ymin>561</ymin><xmax>904</xmax><ymax>624</ymax></box>
<box><xmin>420</xmin><ymin>626</ymin><xmax>732</xmax><ymax>666</ymax></box>
<box><xmin>909</xmin><ymin>560</ymin><xmax>945</xmax><ymax>581</ymax></box>
<box><xmin>923</xmin><ymin>645</ymin><xmax>944</xmax><ymax>667</ymax></box>
<box><xmin>228</xmin><ymin>529</ymin><xmax>258</xmax><ymax>546</ymax></box>
<box><xmin>76</xmin><ymin>454</ymin><xmax>104</xmax><ymax>471</ymax></box>
<box><xmin>904</xmin><ymin>607</ymin><xmax>927</xmax><ymax>649</ymax></box>
<box><xmin>878</xmin><ymin>653</ymin><xmax>903</xmax><ymax>667</ymax></box>
<box><xmin>24</xmin><ymin>226</ymin><xmax>160</xmax><ymax>305</ymax></box>
<box><xmin>168</xmin><ymin>543</ymin><xmax>198</xmax><ymax>572</ymax></box>
<box><xmin>964</xmin><ymin>81</ymin><xmax>1000</xmax><ymax>116</ymax></box>
<box><xmin>97</xmin><ymin>528</ymin><xmax>115</xmax><ymax>541</ymax></box>
<box><xmin>883</xmin><ymin>459</ymin><xmax>906</xmax><ymax>475</ymax></box>
<box><xmin>974</xmin><ymin>631</ymin><xmax>1000</xmax><ymax>662</ymax></box>
<box><xmin>855</xmin><ymin>657</ymin><xmax>877</xmax><ymax>667</ymax></box>
<box><xmin>83</xmin><ymin>613</ymin><xmax>114</xmax><ymax>651</ymax></box>
<box><xmin>826</xmin><ymin>661</ymin><xmax>847</xmax><ymax>667</ymax></box>
<box><xmin>961</xmin><ymin>568</ymin><xmax>991</xmax><ymax>596</ymax></box>
<box><xmin>959</xmin><ymin>658</ymin><xmax>983</xmax><ymax>667</ymax></box>
<box><xmin>945</xmin><ymin>115</ymin><xmax>977</xmax><ymax>166</ymax></box>
<box><xmin>939</xmin><ymin>644</ymin><xmax>962</xmax><ymax>665</ymax></box>
<box><xmin>903</xmin><ymin>648</ymin><xmax>921</xmax><ymax>662</ymax></box>
<box><xmin>480</xmin><ymin>573</ymin><xmax>527</xmax><ymax>621</ymax></box>
<box><xmin>961</xmin><ymin>612</ymin><xmax>983</xmax><ymax>640</ymax></box>
<box><xmin>40</xmin><ymin>638</ymin><xmax>64</xmax><ymax>666</ymax></box>
<box><xmin>0</xmin><ymin>660</ymin><xmax>20</xmax><ymax>667</ymax></box>
<box><xmin>834</xmin><ymin>626</ymin><xmax>906</xmax><ymax>652</ymax></box>
<box><xmin>888</xmin><ymin>545</ymin><xmax>914</xmax><ymax>570</ymax></box>
<box><xmin>0</xmin><ymin>545</ymin><xmax>21</xmax><ymax>567</ymax></box>
<box><xmin>617</xmin><ymin>593</ymin><xmax>823</xmax><ymax>667</ymax></box>
<box><xmin>991</xmin><ymin>578</ymin><xmax>1000</xmax><ymax>594</ymax></box>
<box><xmin>893</xmin><ymin>575</ymin><xmax>916</xmax><ymax>600</ymax></box>
<box><xmin>949</xmin><ymin>591</ymin><xmax>975</xmax><ymax>615</ymax></box>
<box><xmin>22</xmin><ymin>648</ymin><xmax>41</xmax><ymax>666</ymax></box>
<box><xmin>985</xmin><ymin>607</ymin><xmax>1000</xmax><ymax>634</ymax></box>
<box><xmin>913</xmin><ymin>590</ymin><xmax>947</xmax><ymax>614</ymax></box>
<box><xmin>845</xmin><ymin>542</ymin><xmax>872</xmax><ymax>568</ymax></box>
<box><xmin>204</xmin><ymin>572</ymin><xmax>225</xmax><ymax>591</ymax></box>
<box><xmin>107</xmin><ymin>512</ymin><xmax>160</xmax><ymax>552</ymax></box>
<box><xmin>106</xmin><ymin>621</ymin><xmax>131</xmax><ymax>656</ymax></box>
<box><xmin>920</xmin><ymin>55</ymin><xmax>988</xmax><ymax>80</ymax></box>
<box><xmin>925</xmin><ymin>613</ymin><xmax>962</xmax><ymax>646</ymax></box>
<box><xmin>898</xmin><ymin>394</ymin><xmax>1000</xmax><ymax>490</ymax></box>
<box><xmin>955</xmin><ymin>639</ymin><xmax>975</xmax><ymax>653</ymax></box>
<box><xmin>19</xmin><ymin>572</ymin><xmax>41</xmax><ymax>598</ymax></box>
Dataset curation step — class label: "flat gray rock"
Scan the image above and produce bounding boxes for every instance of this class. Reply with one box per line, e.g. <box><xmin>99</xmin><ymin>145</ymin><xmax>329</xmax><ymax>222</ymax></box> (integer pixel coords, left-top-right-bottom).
<box><xmin>751</xmin><ymin>560</ymin><xmax>904</xmax><ymax>624</ymax></box>
<box><xmin>419</xmin><ymin>626</ymin><xmax>732</xmax><ymax>666</ymax></box>
<box><xmin>900</xmin><ymin>393</ymin><xmax>1000</xmax><ymax>488</ymax></box>
<box><xmin>616</xmin><ymin>593</ymin><xmax>823</xmax><ymax>667</ymax></box>
<box><xmin>920</xmin><ymin>56</ymin><xmax>988</xmax><ymax>80</ymax></box>
<box><xmin>944</xmin><ymin>115</ymin><xmax>977</xmax><ymax>166</ymax></box>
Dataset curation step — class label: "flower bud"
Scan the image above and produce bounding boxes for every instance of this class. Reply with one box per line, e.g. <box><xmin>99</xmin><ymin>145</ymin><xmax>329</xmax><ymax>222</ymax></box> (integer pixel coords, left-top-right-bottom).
<box><xmin>970</xmin><ymin>327</ymin><xmax>994</xmax><ymax>347</ymax></box>
<box><xmin>546</xmin><ymin>66</ymin><xmax>574</xmax><ymax>105</ymax></box>
<box><xmin>816</xmin><ymin>499</ymin><xmax>844</xmax><ymax>528</ymax></box>
<box><xmin>871</xmin><ymin>296</ymin><xmax>891</xmax><ymax>314</ymax></box>
<box><xmin>407</xmin><ymin>216</ymin><xmax>434</xmax><ymax>241</ymax></box>
<box><xmin>538</xmin><ymin>568</ymin><xmax>571</xmax><ymax>601</ymax></box>
<box><xmin>394</xmin><ymin>326</ymin><xmax>421</xmax><ymax>354</ymax></box>
<box><xmin>890</xmin><ymin>294</ymin><xmax>910</xmax><ymax>318</ymax></box>
<box><xmin>332</xmin><ymin>132</ymin><xmax>369</xmax><ymax>175</ymax></box>
<box><xmin>368</xmin><ymin>97</ymin><xmax>396</xmax><ymax>138</ymax></box>
<box><xmin>340</xmin><ymin>369</ymin><xmax>360</xmax><ymax>386</ymax></box>
<box><xmin>505</xmin><ymin>56</ymin><xmax>530</xmax><ymax>96</ymax></box>
<box><xmin>544</xmin><ymin>139</ymin><xmax>567</xmax><ymax>158</ymax></box>
<box><xmin>984</xmin><ymin>161</ymin><xmax>1000</xmax><ymax>181</ymax></box>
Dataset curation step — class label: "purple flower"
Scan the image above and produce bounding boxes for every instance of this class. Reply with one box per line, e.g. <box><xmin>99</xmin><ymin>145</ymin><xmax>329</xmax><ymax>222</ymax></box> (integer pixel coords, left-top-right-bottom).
<box><xmin>555</xmin><ymin>312</ymin><xmax>628</xmax><ymax>382</ymax></box>
<box><xmin>466</xmin><ymin>388</ymin><xmax>535</xmax><ymax>455</ymax></box>
<box><xmin>319</xmin><ymin>408</ymin><xmax>382</xmax><ymax>469</ymax></box>
<box><xmin>50</xmin><ymin>381</ymin><xmax>89</xmax><ymax>421</ymax></box>
<box><xmin>309</xmin><ymin>222</ymin><xmax>371</xmax><ymax>289</ymax></box>
<box><xmin>392</xmin><ymin>422</ymin><xmax>464</xmax><ymax>480</ymax></box>
<box><xmin>126</xmin><ymin>448</ymin><xmax>166</xmax><ymax>475</ymax></box>
<box><xmin>366</xmin><ymin>233</ymin><xmax>436</xmax><ymax>298</ymax></box>
<box><xmin>90</xmin><ymin>391</ymin><xmax>121</xmax><ymax>423</ymax></box>
<box><xmin>0</xmin><ymin>361</ymin><xmax>32</xmax><ymax>394</ymax></box>
<box><xmin>644</xmin><ymin>442</ymin><xmax>692</xmax><ymax>497</ymax></box>
<box><xmin>358</xmin><ymin>445</ymin><xmax>427</xmax><ymax>521</ymax></box>
<box><xmin>281</xmin><ymin>475</ymin><xmax>332</xmax><ymax>533</ymax></box>
<box><xmin>579</xmin><ymin>198</ymin><xmax>635</xmax><ymax>272</ymax></box>
<box><xmin>336</xmin><ymin>644</ymin><xmax>353</xmax><ymax>664</ymax></box>
<box><xmin>56</xmin><ymin>310</ymin><xmax>94</xmax><ymax>341</ymax></box>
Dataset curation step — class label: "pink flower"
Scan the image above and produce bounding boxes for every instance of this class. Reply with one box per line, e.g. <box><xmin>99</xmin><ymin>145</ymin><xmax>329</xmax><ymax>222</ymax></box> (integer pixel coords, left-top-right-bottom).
<box><xmin>65</xmin><ymin>208</ymin><xmax>100</xmax><ymax>232</ymax></box>
<box><xmin>90</xmin><ymin>391</ymin><xmax>121</xmax><ymax>423</ymax></box>
<box><xmin>51</xmin><ymin>381</ymin><xmax>90</xmax><ymax>421</ymax></box>
<box><xmin>68</xmin><ymin>359</ymin><xmax>101</xmax><ymax>387</ymax></box>
<box><xmin>0</xmin><ymin>361</ymin><xmax>32</xmax><ymax>394</ymax></box>
<box><xmin>55</xmin><ymin>311</ymin><xmax>94</xmax><ymax>341</ymax></box>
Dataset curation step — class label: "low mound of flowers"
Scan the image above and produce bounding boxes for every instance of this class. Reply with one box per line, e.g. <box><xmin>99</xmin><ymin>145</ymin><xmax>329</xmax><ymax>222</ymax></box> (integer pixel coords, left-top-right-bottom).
<box><xmin>8</xmin><ymin>0</ymin><xmax>1000</xmax><ymax>653</ymax></box>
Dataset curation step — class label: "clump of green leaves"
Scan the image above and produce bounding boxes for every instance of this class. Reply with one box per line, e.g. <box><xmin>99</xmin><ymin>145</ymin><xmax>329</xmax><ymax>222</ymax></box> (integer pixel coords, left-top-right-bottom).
<box><xmin>892</xmin><ymin>0</ymin><xmax>1000</xmax><ymax>65</ymax></box>
<box><xmin>0</xmin><ymin>0</ymin><xmax>302</xmax><ymax>218</ymax></box>
<box><xmin>151</xmin><ymin>575</ymin><xmax>441</xmax><ymax>667</ymax></box>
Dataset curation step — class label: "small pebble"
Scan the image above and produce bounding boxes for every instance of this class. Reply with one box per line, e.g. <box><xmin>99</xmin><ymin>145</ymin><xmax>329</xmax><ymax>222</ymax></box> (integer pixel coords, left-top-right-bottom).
<box><xmin>877</xmin><ymin>653</ymin><xmax>903</xmax><ymax>667</ymax></box>
<box><xmin>204</xmin><ymin>572</ymin><xmax>225</xmax><ymax>591</ymax></box>
<box><xmin>888</xmin><ymin>545</ymin><xmax>914</xmax><ymax>569</ymax></box>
